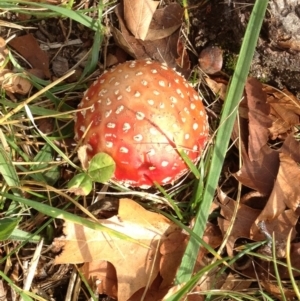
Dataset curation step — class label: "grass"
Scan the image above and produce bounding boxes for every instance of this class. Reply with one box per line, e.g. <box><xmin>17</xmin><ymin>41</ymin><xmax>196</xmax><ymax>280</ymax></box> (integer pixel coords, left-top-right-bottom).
<box><xmin>0</xmin><ymin>0</ymin><xmax>295</xmax><ymax>300</ymax></box>
<box><xmin>174</xmin><ymin>0</ymin><xmax>269</xmax><ymax>286</ymax></box>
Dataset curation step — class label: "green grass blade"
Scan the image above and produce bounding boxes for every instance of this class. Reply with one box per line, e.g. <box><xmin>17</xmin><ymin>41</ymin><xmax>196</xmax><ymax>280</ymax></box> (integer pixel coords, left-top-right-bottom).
<box><xmin>175</xmin><ymin>0</ymin><xmax>269</xmax><ymax>285</ymax></box>
<box><xmin>1</xmin><ymin>192</ymin><xmax>146</xmax><ymax>245</ymax></box>
<box><xmin>80</xmin><ymin>4</ymin><xmax>104</xmax><ymax>78</ymax></box>
<box><xmin>1</xmin><ymin>0</ymin><xmax>100</xmax><ymax>31</ymax></box>
<box><xmin>0</xmin><ymin>217</ymin><xmax>21</xmax><ymax>241</ymax></box>
<box><xmin>1</xmin><ymin>99</ymin><xmax>72</xmax><ymax>118</ymax></box>
<box><xmin>29</xmin><ymin>144</ymin><xmax>60</xmax><ymax>185</ymax></box>
<box><xmin>24</xmin><ymin>105</ymin><xmax>78</xmax><ymax>170</ymax></box>
<box><xmin>37</xmin><ymin>3</ymin><xmax>99</xmax><ymax>30</ymax></box>
<box><xmin>8</xmin><ymin>228</ymin><xmax>41</xmax><ymax>243</ymax></box>
<box><xmin>0</xmin><ymin>144</ymin><xmax>20</xmax><ymax>188</ymax></box>
<box><xmin>0</xmin><ymin>143</ymin><xmax>21</xmax><ymax>208</ymax></box>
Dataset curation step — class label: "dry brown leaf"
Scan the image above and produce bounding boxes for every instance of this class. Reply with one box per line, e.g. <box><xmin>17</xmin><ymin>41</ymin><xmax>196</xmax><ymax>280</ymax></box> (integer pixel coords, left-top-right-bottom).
<box><xmin>233</xmin><ymin>79</ymin><xmax>280</xmax><ymax>195</ymax></box>
<box><xmin>53</xmin><ymin>198</ymin><xmax>179</xmax><ymax>301</ymax></box>
<box><xmin>0</xmin><ymin>70</ymin><xmax>32</xmax><ymax>94</ymax></box>
<box><xmin>176</xmin><ymin>36</ymin><xmax>191</xmax><ymax>70</ymax></box>
<box><xmin>113</xmin><ymin>4</ymin><xmax>188</xmax><ymax>73</ymax></box>
<box><xmin>263</xmin><ymin>85</ymin><xmax>300</xmax><ymax>139</ymax></box>
<box><xmin>280</xmin><ymin>133</ymin><xmax>300</xmax><ymax>163</ymax></box>
<box><xmin>112</xmin><ymin>5</ymin><xmax>146</xmax><ymax>59</ymax></box>
<box><xmin>251</xmin><ymin>209</ymin><xmax>298</xmax><ymax>242</ymax></box>
<box><xmin>159</xmin><ymin>223</ymin><xmax>222</xmax><ymax>289</ymax></box>
<box><xmin>205</xmin><ymin>78</ymin><xmax>227</xmax><ymax>100</ymax></box>
<box><xmin>129</xmin><ymin>274</ymin><xmax>170</xmax><ymax>301</ymax></box>
<box><xmin>9</xmin><ymin>34</ymin><xmax>50</xmax><ymax>78</ymax></box>
<box><xmin>159</xmin><ymin>230</ymin><xmax>188</xmax><ymax>288</ymax></box>
<box><xmin>235</xmin><ymin>144</ymin><xmax>279</xmax><ymax>196</ymax></box>
<box><xmin>256</xmin><ymin>153</ymin><xmax>300</xmax><ymax>218</ymax></box>
<box><xmin>81</xmin><ymin>261</ymin><xmax>118</xmax><ymax>299</ymax></box>
<box><xmin>123</xmin><ymin>0</ymin><xmax>159</xmax><ymax>40</ymax></box>
<box><xmin>260</xmin><ymin>273</ymin><xmax>296</xmax><ymax>301</ymax></box>
<box><xmin>246</xmin><ymin>78</ymin><xmax>272</xmax><ymax>161</ymax></box>
<box><xmin>145</xmin><ymin>3</ymin><xmax>183</xmax><ymax>41</ymax></box>
<box><xmin>250</xmin><ymin>153</ymin><xmax>300</xmax><ymax>241</ymax></box>
<box><xmin>220</xmin><ymin>273</ymin><xmax>252</xmax><ymax>292</ymax></box>
<box><xmin>217</xmin><ymin>189</ymin><xmax>260</xmax><ymax>255</ymax></box>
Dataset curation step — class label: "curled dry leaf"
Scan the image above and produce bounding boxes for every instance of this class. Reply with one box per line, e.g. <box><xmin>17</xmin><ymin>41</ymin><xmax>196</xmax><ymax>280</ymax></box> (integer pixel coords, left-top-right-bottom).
<box><xmin>176</xmin><ymin>36</ymin><xmax>191</xmax><ymax>70</ymax></box>
<box><xmin>145</xmin><ymin>3</ymin><xmax>184</xmax><ymax>41</ymax></box>
<box><xmin>0</xmin><ymin>70</ymin><xmax>32</xmax><ymax>94</ymax></box>
<box><xmin>205</xmin><ymin>78</ymin><xmax>227</xmax><ymax>100</ymax></box>
<box><xmin>113</xmin><ymin>4</ymin><xmax>188</xmax><ymax>72</ymax></box>
<box><xmin>77</xmin><ymin>145</ymin><xmax>89</xmax><ymax>170</ymax></box>
<box><xmin>53</xmin><ymin>198</ymin><xmax>179</xmax><ymax>301</ymax></box>
<box><xmin>123</xmin><ymin>0</ymin><xmax>159</xmax><ymax>40</ymax></box>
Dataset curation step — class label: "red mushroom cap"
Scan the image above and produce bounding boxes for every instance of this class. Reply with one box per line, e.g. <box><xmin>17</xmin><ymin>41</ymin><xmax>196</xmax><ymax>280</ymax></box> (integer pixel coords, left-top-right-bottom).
<box><xmin>74</xmin><ymin>60</ymin><xmax>209</xmax><ymax>188</ymax></box>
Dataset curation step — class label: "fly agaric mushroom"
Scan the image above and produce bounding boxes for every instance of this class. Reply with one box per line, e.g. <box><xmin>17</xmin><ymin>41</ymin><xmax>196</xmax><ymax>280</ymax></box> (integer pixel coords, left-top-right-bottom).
<box><xmin>74</xmin><ymin>60</ymin><xmax>209</xmax><ymax>189</ymax></box>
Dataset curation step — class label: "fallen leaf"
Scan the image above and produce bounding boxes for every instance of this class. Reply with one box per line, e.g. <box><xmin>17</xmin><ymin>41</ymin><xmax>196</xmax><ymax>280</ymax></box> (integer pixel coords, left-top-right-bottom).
<box><xmin>123</xmin><ymin>0</ymin><xmax>159</xmax><ymax>40</ymax></box>
<box><xmin>176</xmin><ymin>36</ymin><xmax>191</xmax><ymax>70</ymax></box>
<box><xmin>9</xmin><ymin>34</ymin><xmax>50</xmax><ymax>78</ymax></box>
<box><xmin>217</xmin><ymin>189</ymin><xmax>260</xmax><ymax>255</ymax></box>
<box><xmin>250</xmin><ymin>153</ymin><xmax>300</xmax><ymax>241</ymax></box>
<box><xmin>251</xmin><ymin>209</ymin><xmax>298</xmax><ymax>242</ymax></box>
<box><xmin>129</xmin><ymin>274</ymin><xmax>170</xmax><ymax>301</ymax></box>
<box><xmin>279</xmin><ymin>133</ymin><xmax>300</xmax><ymax>163</ymax></box>
<box><xmin>235</xmin><ymin>144</ymin><xmax>279</xmax><ymax>196</ymax></box>
<box><xmin>81</xmin><ymin>261</ymin><xmax>118</xmax><ymax>299</ymax></box>
<box><xmin>145</xmin><ymin>3</ymin><xmax>183</xmax><ymax>41</ymax></box>
<box><xmin>159</xmin><ymin>230</ymin><xmax>188</xmax><ymax>288</ymax></box>
<box><xmin>263</xmin><ymin>85</ymin><xmax>300</xmax><ymax>139</ymax></box>
<box><xmin>113</xmin><ymin>4</ymin><xmax>153</xmax><ymax>59</ymax></box>
<box><xmin>0</xmin><ymin>70</ymin><xmax>32</xmax><ymax>94</ymax></box>
<box><xmin>159</xmin><ymin>223</ymin><xmax>222</xmax><ymax>289</ymax></box>
<box><xmin>113</xmin><ymin>4</ymin><xmax>188</xmax><ymax>72</ymax></box>
<box><xmin>234</xmin><ymin>78</ymin><xmax>279</xmax><ymax>195</ymax></box>
<box><xmin>205</xmin><ymin>78</ymin><xmax>227</xmax><ymax>100</ymax></box>
<box><xmin>53</xmin><ymin>198</ymin><xmax>179</xmax><ymax>300</ymax></box>
<box><xmin>220</xmin><ymin>272</ymin><xmax>252</xmax><ymax>293</ymax></box>
<box><xmin>260</xmin><ymin>274</ymin><xmax>296</xmax><ymax>301</ymax></box>
<box><xmin>246</xmin><ymin>78</ymin><xmax>272</xmax><ymax>161</ymax></box>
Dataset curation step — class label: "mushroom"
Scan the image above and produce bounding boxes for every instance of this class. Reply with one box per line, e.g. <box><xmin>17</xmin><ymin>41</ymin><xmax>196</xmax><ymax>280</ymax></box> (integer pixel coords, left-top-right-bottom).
<box><xmin>74</xmin><ymin>60</ymin><xmax>209</xmax><ymax>189</ymax></box>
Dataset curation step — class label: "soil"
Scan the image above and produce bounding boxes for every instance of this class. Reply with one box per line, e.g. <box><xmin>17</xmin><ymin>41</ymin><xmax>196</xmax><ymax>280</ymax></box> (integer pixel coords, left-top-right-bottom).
<box><xmin>189</xmin><ymin>0</ymin><xmax>300</xmax><ymax>97</ymax></box>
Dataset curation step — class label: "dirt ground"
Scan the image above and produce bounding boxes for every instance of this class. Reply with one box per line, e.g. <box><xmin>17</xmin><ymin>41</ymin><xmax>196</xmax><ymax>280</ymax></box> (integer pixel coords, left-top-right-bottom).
<box><xmin>190</xmin><ymin>0</ymin><xmax>300</xmax><ymax>97</ymax></box>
